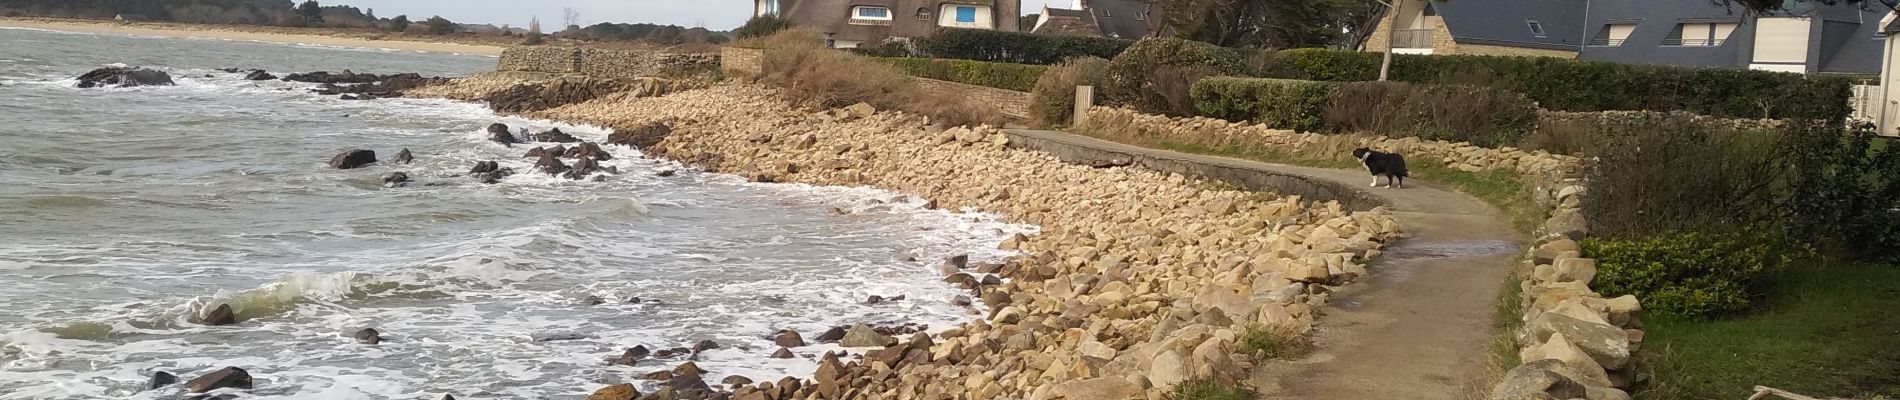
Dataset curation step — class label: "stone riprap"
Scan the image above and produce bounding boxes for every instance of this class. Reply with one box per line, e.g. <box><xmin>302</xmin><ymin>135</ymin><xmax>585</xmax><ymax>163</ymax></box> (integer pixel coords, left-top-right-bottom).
<box><xmin>412</xmin><ymin>78</ymin><xmax>1403</xmax><ymax>400</ymax></box>
<box><xmin>1069</xmin><ymin>106</ymin><xmax>1641</xmax><ymax>400</ymax></box>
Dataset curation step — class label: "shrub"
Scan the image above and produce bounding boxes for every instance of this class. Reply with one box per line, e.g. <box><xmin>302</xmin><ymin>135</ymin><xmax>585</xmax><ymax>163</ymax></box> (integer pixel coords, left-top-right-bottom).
<box><xmin>756</xmin><ymin>30</ymin><xmax>1000</xmax><ymax>127</ymax></box>
<box><xmin>1029</xmin><ymin>56</ymin><xmax>1111</xmax><ymax>128</ymax></box>
<box><xmin>735</xmin><ymin>15</ymin><xmax>794</xmax><ymax>39</ymax></box>
<box><xmin>1240</xmin><ymin>325</ymin><xmax>1308</xmax><ymax>360</ymax></box>
<box><xmin>1582</xmin><ymin>230</ymin><xmax>1800</xmax><ymax>319</ymax></box>
<box><xmin>913</xmin><ymin>28</ymin><xmax>1131</xmax><ymax>65</ymax></box>
<box><xmin>1188</xmin><ymin>78</ymin><xmax>1537</xmax><ymax>146</ymax></box>
<box><xmin>879</xmin><ymin>58</ymin><xmax>1048</xmax><ymax>92</ymax></box>
<box><xmin>1582</xmin><ymin>113</ymin><xmax>1784</xmax><ymax>237</ymax></box>
<box><xmin>1105</xmin><ymin>38</ymin><xmax>1247</xmax><ymax>116</ymax></box>
<box><xmin>1324</xmin><ymin>81</ymin><xmax>1538</xmax><ymax>148</ymax></box>
<box><xmin>849</xmin><ymin>40</ymin><xmax>913</xmax><ymax>57</ymax></box>
<box><xmin>1169</xmin><ymin>380</ymin><xmax>1253</xmax><ymax>400</ymax></box>
<box><xmin>1191</xmin><ymin>77</ymin><xmax>1336</xmax><ymax>132</ymax></box>
<box><xmin>1781</xmin><ymin>121</ymin><xmax>1900</xmax><ymax>260</ymax></box>
<box><xmin>1260</xmin><ymin>48</ymin><xmax>1853</xmax><ymax>120</ymax></box>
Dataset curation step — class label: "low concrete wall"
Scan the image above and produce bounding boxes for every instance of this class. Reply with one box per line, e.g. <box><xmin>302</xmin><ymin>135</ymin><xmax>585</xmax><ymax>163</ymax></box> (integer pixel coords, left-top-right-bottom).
<box><xmin>1002</xmin><ymin>130</ymin><xmax>1388</xmax><ymax>211</ymax></box>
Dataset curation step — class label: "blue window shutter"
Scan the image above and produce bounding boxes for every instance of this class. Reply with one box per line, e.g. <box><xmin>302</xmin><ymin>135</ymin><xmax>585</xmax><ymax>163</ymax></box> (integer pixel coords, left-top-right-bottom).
<box><xmin>956</xmin><ymin>6</ymin><xmax>976</xmax><ymax>23</ymax></box>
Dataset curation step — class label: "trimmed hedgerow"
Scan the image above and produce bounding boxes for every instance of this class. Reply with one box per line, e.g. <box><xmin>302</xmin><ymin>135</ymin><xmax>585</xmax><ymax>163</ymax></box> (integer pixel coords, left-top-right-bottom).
<box><xmin>879</xmin><ymin>58</ymin><xmax>1048</xmax><ymax>92</ymax></box>
<box><xmin>913</xmin><ymin>28</ymin><xmax>1132</xmax><ymax>65</ymax></box>
<box><xmin>1260</xmin><ymin>48</ymin><xmax>1852</xmax><ymax>120</ymax></box>
<box><xmin>1189</xmin><ymin>77</ymin><xmax>1538</xmax><ymax>147</ymax></box>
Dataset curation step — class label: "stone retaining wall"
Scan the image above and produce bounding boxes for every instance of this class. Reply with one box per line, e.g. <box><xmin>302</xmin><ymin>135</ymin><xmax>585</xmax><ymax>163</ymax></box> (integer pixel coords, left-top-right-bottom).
<box><xmin>1075</xmin><ymin>106</ymin><xmax>1647</xmax><ymax>400</ymax></box>
<box><xmin>1540</xmin><ymin>109</ymin><xmax>1783</xmax><ymax>132</ymax></box>
<box><xmin>1002</xmin><ymin>130</ymin><xmax>1387</xmax><ymax>212</ymax></box>
<box><xmin>722</xmin><ymin>47</ymin><xmax>764</xmax><ymax>79</ymax></box>
<box><xmin>497</xmin><ymin>46</ymin><xmax>719</xmax><ymax>79</ymax></box>
<box><xmin>916</xmin><ymin>78</ymin><xmax>1031</xmax><ymax>122</ymax></box>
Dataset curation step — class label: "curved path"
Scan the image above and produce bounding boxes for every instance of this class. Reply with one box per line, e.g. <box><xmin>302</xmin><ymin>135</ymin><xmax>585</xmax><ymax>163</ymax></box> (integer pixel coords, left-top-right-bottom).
<box><xmin>1002</xmin><ymin>130</ymin><xmax>1523</xmax><ymax>400</ymax></box>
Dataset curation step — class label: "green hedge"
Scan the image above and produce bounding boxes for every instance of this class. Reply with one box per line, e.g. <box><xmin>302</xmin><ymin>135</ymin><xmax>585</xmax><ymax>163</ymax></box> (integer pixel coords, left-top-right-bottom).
<box><xmin>914</xmin><ymin>28</ymin><xmax>1132</xmax><ymax>65</ymax></box>
<box><xmin>1190</xmin><ymin>77</ymin><xmax>1539</xmax><ymax>147</ymax></box>
<box><xmin>1583</xmin><ymin>231</ymin><xmax>1799</xmax><ymax>320</ymax></box>
<box><xmin>879</xmin><ymin>58</ymin><xmax>1048</xmax><ymax>92</ymax></box>
<box><xmin>1262</xmin><ymin>48</ymin><xmax>1852</xmax><ymax>120</ymax></box>
<box><xmin>1104</xmin><ymin>38</ymin><xmax>1250</xmax><ymax>116</ymax></box>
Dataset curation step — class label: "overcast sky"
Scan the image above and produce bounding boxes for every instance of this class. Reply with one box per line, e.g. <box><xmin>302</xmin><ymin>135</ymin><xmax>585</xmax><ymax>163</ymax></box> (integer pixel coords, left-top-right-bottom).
<box><xmin>328</xmin><ymin>0</ymin><xmax>1062</xmax><ymax>30</ymax></box>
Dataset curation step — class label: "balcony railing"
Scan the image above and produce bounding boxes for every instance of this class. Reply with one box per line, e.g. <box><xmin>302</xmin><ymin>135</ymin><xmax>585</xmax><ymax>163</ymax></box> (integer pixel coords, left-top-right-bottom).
<box><xmin>1663</xmin><ymin>38</ymin><xmax>1725</xmax><ymax>46</ymax></box>
<box><xmin>1587</xmin><ymin>38</ymin><xmax>1627</xmax><ymax>46</ymax></box>
<box><xmin>1392</xmin><ymin>29</ymin><xmax>1434</xmax><ymax>49</ymax></box>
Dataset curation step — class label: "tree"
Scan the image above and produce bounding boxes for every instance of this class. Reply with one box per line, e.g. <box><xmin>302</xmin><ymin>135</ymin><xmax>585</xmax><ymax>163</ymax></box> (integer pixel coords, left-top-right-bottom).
<box><xmin>296</xmin><ymin>0</ymin><xmax>322</xmax><ymax>24</ymax></box>
<box><xmin>525</xmin><ymin>16</ymin><xmax>545</xmax><ymax>44</ymax></box>
<box><xmin>388</xmin><ymin>14</ymin><xmax>410</xmax><ymax>32</ymax></box>
<box><xmin>563</xmin><ymin>7</ymin><xmax>580</xmax><ymax>31</ymax></box>
<box><xmin>424</xmin><ymin>15</ymin><xmax>456</xmax><ymax>35</ymax></box>
<box><xmin>365</xmin><ymin>8</ymin><xmax>374</xmax><ymax>20</ymax></box>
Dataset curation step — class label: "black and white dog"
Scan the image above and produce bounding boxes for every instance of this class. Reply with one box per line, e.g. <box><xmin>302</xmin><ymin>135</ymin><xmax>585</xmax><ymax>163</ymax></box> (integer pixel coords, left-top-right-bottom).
<box><xmin>1352</xmin><ymin>148</ymin><xmax>1408</xmax><ymax>189</ymax></box>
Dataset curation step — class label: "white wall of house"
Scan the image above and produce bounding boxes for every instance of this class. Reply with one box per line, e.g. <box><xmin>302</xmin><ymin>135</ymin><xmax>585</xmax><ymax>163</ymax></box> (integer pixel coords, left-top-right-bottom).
<box><xmin>1750</xmin><ymin>17</ymin><xmax>1811</xmax><ymax>72</ymax></box>
<box><xmin>938</xmin><ymin>4</ymin><xmax>995</xmax><ymax>29</ymax></box>
<box><xmin>1878</xmin><ymin>30</ymin><xmax>1900</xmax><ymax>136</ymax></box>
<box><xmin>756</xmin><ymin>0</ymin><xmax>778</xmax><ymax>17</ymax></box>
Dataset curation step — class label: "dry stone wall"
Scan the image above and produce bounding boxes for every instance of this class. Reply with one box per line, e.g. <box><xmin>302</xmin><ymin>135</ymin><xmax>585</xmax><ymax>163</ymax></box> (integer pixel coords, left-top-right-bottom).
<box><xmin>496</xmin><ymin>46</ymin><xmax>719</xmax><ymax>79</ymax></box>
<box><xmin>915</xmin><ymin>78</ymin><xmax>1032</xmax><ymax>122</ymax></box>
<box><xmin>722</xmin><ymin>47</ymin><xmax>764</xmax><ymax>79</ymax></box>
<box><xmin>1076</xmin><ymin>106</ymin><xmax>1645</xmax><ymax>400</ymax></box>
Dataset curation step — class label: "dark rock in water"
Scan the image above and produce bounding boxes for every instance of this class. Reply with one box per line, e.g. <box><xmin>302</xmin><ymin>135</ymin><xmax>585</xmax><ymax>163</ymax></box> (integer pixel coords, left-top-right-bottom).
<box><xmin>299</xmin><ymin>71</ymin><xmax>445</xmax><ymax>96</ymax></box>
<box><xmin>721</xmin><ymin>375</ymin><xmax>753</xmax><ymax>388</ymax></box>
<box><xmin>535</xmin><ymin>153</ymin><xmax>569</xmax><ymax>175</ymax></box>
<box><xmin>149</xmin><ymin>371</ymin><xmax>179</xmax><ymax>390</ymax></box>
<box><xmin>615</xmin><ymin>345</ymin><xmax>650</xmax><ymax>365</ymax></box>
<box><xmin>771</xmin><ymin>348</ymin><xmax>795</xmax><ymax>359</ymax></box>
<box><xmin>944</xmin><ymin>255</ymin><xmax>969</xmax><ymax>270</ymax></box>
<box><xmin>382</xmin><ymin>172</ymin><xmax>410</xmax><ymax>187</ymax></box>
<box><xmin>469</xmin><ymin>161</ymin><xmax>499</xmax><ymax>174</ymax></box>
<box><xmin>980</xmin><ymin>274</ymin><xmax>1002</xmax><ymax>286</ymax></box>
<box><xmin>563</xmin><ymin>157</ymin><xmax>600</xmax><ymax>180</ymax></box>
<box><xmin>587</xmin><ymin>383</ymin><xmax>640</xmax><ymax>400</ymax></box>
<box><xmin>751</xmin><ymin>174</ymin><xmax>776</xmax><ymax>183</ymax></box>
<box><xmin>666</xmin><ymin>374</ymin><xmax>713</xmax><ymax>398</ymax></box>
<box><xmin>329</xmin><ymin>149</ymin><xmax>377</xmax><ymax>169</ymax></box>
<box><xmin>656</xmin><ymin>170</ymin><xmax>677</xmax><ymax>177</ymax></box>
<box><xmin>570</xmin><ymin>142</ymin><xmax>612</xmax><ymax>161</ymax></box>
<box><xmin>440</xmin><ymin>395</ymin><xmax>456</xmax><ymax>400</ymax></box>
<box><xmin>76</xmin><ymin>67</ymin><xmax>175</xmax><ymax>88</ymax></box>
<box><xmin>590</xmin><ymin>175</ymin><xmax>608</xmax><ymax>182</ymax></box>
<box><xmin>475</xmin><ymin>168</ymin><xmax>514</xmax><ymax>184</ymax></box>
<box><xmin>952</xmin><ymin>295</ymin><xmax>973</xmax><ymax>306</ymax></box>
<box><xmin>394</xmin><ymin>148</ymin><xmax>414</xmax><ymax>164</ymax></box>
<box><xmin>546</xmin><ymin>145</ymin><xmax>569</xmax><ymax>158</ymax></box>
<box><xmin>692</xmin><ymin>340</ymin><xmax>720</xmax><ymax>353</ymax></box>
<box><xmin>604</xmin><ymin>166</ymin><xmax>619</xmax><ymax>175</ymax></box>
<box><xmin>523</xmin><ymin>147</ymin><xmax>546</xmax><ymax>158</ymax></box>
<box><xmin>583</xmin><ymin>295</ymin><xmax>605</xmax><ymax>306</ymax></box>
<box><xmin>532</xmin><ymin>128</ymin><xmax>580</xmax><ymax>143</ymax></box>
<box><xmin>606</xmin><ymin>122</ymin><xmax>672</xmax><ymax>149</ymax></box>
<box><xmin>487</xmin><ymin>123</ymin><xmax>522</xmax><ymax>147</ymax></box>
<box><xmin>774</xmin><ymin>331</ymin><xmax>806</xmax><ymax>348</ymax></box>
<box><xmin>672</xmin><ymin>361</ymin><xmax>706</xmax><ymax>377</ymax></box>
<box><xmin>531</xmin><ymin>332</ymin><xmax>589</xmax><ymax>342</ymax></box>
<box><xmin>625</xmin><ymin>296</ymin><xmax>642</xmax><ymax>304</ymax></box>
<box><xmin>243</xmin><ymin>70</ymin><xmax>276</xmax><ymax>81</ymax></box>
<box><xmin>339</xmin><ymin>94</ymin><xmax>377</xmax><ymax>100</ymax></box>
<box><xmin>815</xmin><ymin>326</ymin><xmax>847</xmax><ymax>342</ymax></box>
<box><xmin>943</xmin><ymin>273</ymin><xmax>980</xmax><ymax>290</ymax></box>
<box><xmin>654</xmin><ymin>347</ymin><xmax>691</xmax><ymax>358</ymax></box>
<box><xmin>355</xmin><ymin>328</ymin><xmax>382</xmax><ymax>345</ymax></box>
<box><xmin>184</xmin><ymin>367</ymin><xmax>252</xmax><ymax>393</ymax></box>
<box><xmin>200</xmin><ymin>304</ymin><xmax>237</xmax><ymax>326</ymax></box>
<box><xmin>865</xmin><ymin>295</ymin><xmax>885</xmax><ymax>305</ymax></box>
<box><xmin>281</xmin><ymin>70</ymin><xmax>378</xmax><ymax>84</ymax></box>
<box><xmin>217</xmin><ymin>68</ymin><xmax>242</xmax><ymax>73</ymax></box>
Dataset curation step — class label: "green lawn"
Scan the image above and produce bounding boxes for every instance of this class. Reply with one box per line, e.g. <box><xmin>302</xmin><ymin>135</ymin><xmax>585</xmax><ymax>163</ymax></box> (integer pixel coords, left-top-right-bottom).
<box><xmin>1635</xmin><ymin>263</ymin><xmax>1900</xmax><ymax>400</ymax></box>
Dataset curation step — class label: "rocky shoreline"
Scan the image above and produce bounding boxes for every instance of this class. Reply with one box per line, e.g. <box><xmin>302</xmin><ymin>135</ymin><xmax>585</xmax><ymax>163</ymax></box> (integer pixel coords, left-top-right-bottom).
<box><xmin>406</xmin><ymin>76</ymin><xmax>1404</xmax><ymax>400</ymax></box>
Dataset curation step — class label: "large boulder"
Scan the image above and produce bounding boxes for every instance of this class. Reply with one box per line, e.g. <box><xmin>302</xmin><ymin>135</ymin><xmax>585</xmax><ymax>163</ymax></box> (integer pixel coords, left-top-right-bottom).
<box><xmin>329</xmin><ymin>149</ymin><xmax>377</xmax><ymax>169</ymax></box>
<box><xmin>1488</xmin><ymin>360</ymin><xmax>1631</xmax><ymax>400</ymax></box>
<box><xmin>1048</xmin><ymin>376</ymin><xmax>1143</xmax><ymax>400</ymax></box>
<box><xmin>606</xmin><ymin>122</ymin><xmax>672</xmax><ymax>149</ymax></box>
<box><xmin>1519</xmin><ymin>332</ymin><xmax>1611</xmax><ymax>386</ymax></box>
<box><xmin>199</xmin><ymin>304</ymin><xmax>237</xmax><ymax>326</ymax></box>
<box><xmin>354</xmin><ymin>328</ymin><xmax>382</xmax><ymax>345</ymax></box>
<box><xmin>149</xmin><ymin>371</ymin><xmax>179</xmax><ymax>390</ymax></box>
<box><xmin>531</xmin><ymin>128</ymin><xmax>580</xmax><ymax>143</ymax></box>
<box><xmin>570</xmin><ymin>142</ymin><xmax>613</xmax><ymax>161</ymax></box>
<box><xmin>774</xmin><ymin>330</ymin><xmax>806</xmax><ymax>348</ymax></box>
<box><xmin>393</xmin><ymin>148</ymin><xmax>414</xmax><ymax>164</ymax></box>
<box><xmin>76</xmin><ymin>67</ymin><xmax>175</xmax><ymax>88</ymax></box>
<box><xmin>537</xmin><ymin>154</ymin><xmax>570</xmax><ymax>175</ymax></box>
<box><xmin>1525</xmin><ymin>312</ymin><xmax>1631</xmax><ymax>370</ymax></box>
<box><xmin>487</xmin><ymin>123</ymin><xmax>523</xmax><ymax>147</ymax></box>
<box><xmin>839</xmin><ymin>323</ymin><xmax>896</xmax><ymax>347</ymax></box>
<box><xmin>243</xmin><ymin>70</ymin><xmax>277</xmax><ymax>81</ymax></box>
<box><xmin>585</xmin><ymin>383</ymin><xmax>640</xmax><ymax>400</ymax></box>
<box><xmin>184</xmin><ymin>367</ymin><xmax>253</xmax><ymax>393</ymax></box>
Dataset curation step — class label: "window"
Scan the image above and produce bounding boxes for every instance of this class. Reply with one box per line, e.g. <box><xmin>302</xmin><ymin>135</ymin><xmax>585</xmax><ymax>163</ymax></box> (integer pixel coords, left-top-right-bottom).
<box><xmin>1589</xmin><ymin>23</ymin><xmax>1637</xmax><ymax>46</ymax></box>
<box><xmin>1666</xmin><ymin>22</ymin><xmax>1737</xmax><ymax>46</ymax></box>
<box><xmin>757</xmin><ymin>0</ymin><xmax>779</xmax><ymax>16</ymax></box>
<box><xmin>854</xmin><ymin>6</ymin><xmax>891</xmax><ymax>20</ymax></box>
<box><xmin>955</xmin><ymin>6</ymin><xmax>976</xmax><ymax>23</ymax></box>
<box><xmin>938</xmin><ymin>4</ymin><xmax>991</xmax><ymax>29</ymax></box>
<box><xmin>916</xmin><ymin>7</ymin><xmax>931</xmax><ymax>20</ymax></box>
<box><xmin>1527</xmin><ymin>20</ymin><xmax>1547</xmax><ymax>37</ymax></box>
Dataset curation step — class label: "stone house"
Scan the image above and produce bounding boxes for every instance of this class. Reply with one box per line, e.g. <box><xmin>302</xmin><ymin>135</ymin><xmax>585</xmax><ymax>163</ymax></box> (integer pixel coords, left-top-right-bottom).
<box><xmin>753</xmin><ymin>0</ymin><xmax>1022</xmax><ymax>48</ymax></box>
<box><xmin>1362</xmin><ymin>0</ymin><xmax>1584</xmax><ymax>59</ymax></box>
<box><xmin>1029</xmin><ymin>0</ymin><xmax>1162</xmax><ymax>39</ymax></box>
<box><xmin>1579</xmin><ymin>0</ymin><xmax>1887</xmax><ymax>74</ymax></box>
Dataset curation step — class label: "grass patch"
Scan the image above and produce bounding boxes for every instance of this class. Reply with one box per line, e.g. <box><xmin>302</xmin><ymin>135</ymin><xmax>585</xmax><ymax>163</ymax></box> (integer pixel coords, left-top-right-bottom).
<box><xmin>1633</xmin><ymin>262</ymin><xmax>1900</xmax><ymax>400</ymax></box>
<box><xmin>1154</xmin><ymin>140</ymin><xmax>1544</xmax><ymax>233</ymax></box>
<box><xmin>1240</xmin><ymin>325</ymin><xmax>1309</xmax><ymax>360</ymax></box>
<box><xmin>1169</xmin><ymin>379</ymin><xmax>1253</xmax><ymax>400</ymax></box>
<box><xmin>1486</xmin><ymin>268</ymin><xmax>1528</xmax><ymax>376</ymax></box>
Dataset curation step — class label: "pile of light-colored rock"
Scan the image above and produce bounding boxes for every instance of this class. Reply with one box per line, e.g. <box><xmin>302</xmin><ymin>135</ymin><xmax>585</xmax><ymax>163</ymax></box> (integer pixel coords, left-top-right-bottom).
<box><xmin>471</xmin><ymin>83</ymin><xmax>1403</xmax><ymax>400</ymax></box>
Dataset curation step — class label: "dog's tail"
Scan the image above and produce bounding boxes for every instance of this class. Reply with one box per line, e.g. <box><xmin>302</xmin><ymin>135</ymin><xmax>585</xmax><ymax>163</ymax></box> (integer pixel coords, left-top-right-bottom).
<box><xmin>1394</xmin><ymin>154</ymin><xmax>1410</xmax><ymax>177</ymax></box>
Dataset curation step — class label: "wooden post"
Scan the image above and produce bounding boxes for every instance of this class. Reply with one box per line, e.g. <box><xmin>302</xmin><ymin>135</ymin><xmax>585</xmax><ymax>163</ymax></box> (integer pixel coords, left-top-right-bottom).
<box><xmin>1073</xmin><ymin>85</ymin><xmax>1095</xmax><ymax>128</ymax></box>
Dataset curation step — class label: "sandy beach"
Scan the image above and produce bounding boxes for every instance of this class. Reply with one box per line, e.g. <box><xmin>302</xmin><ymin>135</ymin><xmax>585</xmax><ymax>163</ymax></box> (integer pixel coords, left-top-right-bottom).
<box><xmin>0</xmin><ymin>18</ymin><xmax>505</xmax><ymax>56</ymax></box>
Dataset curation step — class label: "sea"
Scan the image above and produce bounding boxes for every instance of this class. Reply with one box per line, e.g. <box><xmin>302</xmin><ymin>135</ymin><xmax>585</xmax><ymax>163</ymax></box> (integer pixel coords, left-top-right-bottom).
<box><xmin>0</xmin><ymin>27</ymin><xmax>1031</xmax><ymax>399</ymax></box>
